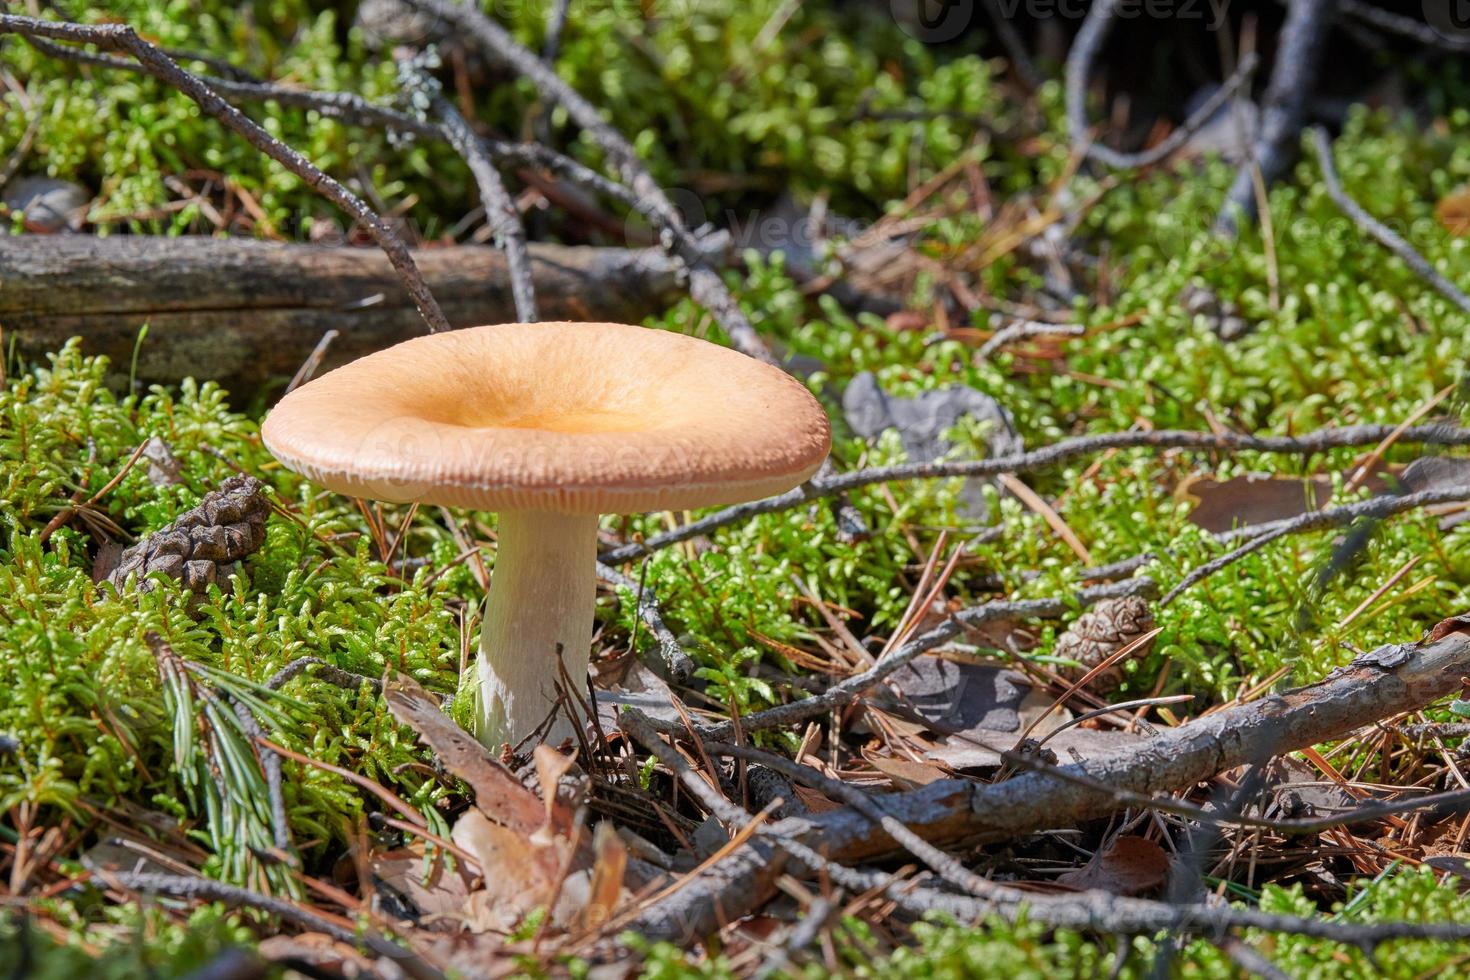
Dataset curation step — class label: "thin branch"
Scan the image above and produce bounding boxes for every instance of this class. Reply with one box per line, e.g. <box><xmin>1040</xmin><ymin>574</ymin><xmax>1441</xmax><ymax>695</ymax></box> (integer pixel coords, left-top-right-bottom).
<box><xmin>597</xmin><ymin>561</ymin><xmax>696</xmax><ymax>682</ymax></box>
<box><xmin>107</xmin><ymin>872</ymin><xmax>443</xmax><ymax>980</ymax></box>
<box><xmin>1161</xmin><ymin>483</ymin><xmax>1470</xmax><ymax>606</ymax></box>
<box><xmin>1214</xmin><ymin>0</ymin><xmax>1338</xmax><ymax>235</ymax></box>
<box><xmin>228</xmin><ymin>696</ymin><xmax>292</xmax><ymax>854</ymax></box>
<box><xmin>14</xmin><ymin>25</ymin><xmax>652</xmax><ymax>231</ymax></box>
<box><xmin>977</xmin><ymin>320</ymin><xmax>1084</xmax><ymax>360</ymax></box>
<box><xmin>264</xmin><ymin>657</ymin><xmax>382</xmax><ymax>694</ymax></box>
<box><xmin>0</xmin><ymin>14</ymin><xmax>451</xmax><ymax>335</ymax></box>
<box><xmin>977</xmin><ymin>0</ymin><xmax>1043</xmax><ymax>91</ymax></box>
<box><xmin>599</xmin><ymin>423</ymin><xmax>1470</xmax><ymax>563</ymax></box>
<box><xmin>1309</xmin><ymin>126</ymin><xmax>1470</xmax><ymax>314</ymax></box>
<box><xmin>1076</xmin><ymin>51</ymin><xmax>1260</xmax><ymax>171</ymax></box>
<box><xmin>1064</xmin><ymin>0</ymin><xmax>1122</xmax><ymax>162</ymax></box>
<box><xmin>401</xmin><ymin>0</ymin><xmax>776</xmax><ymax>364</ymax></box>
<box><xmin>542</xmin><ymin>0</ymin><xmax>572</xmax><ymax>65</ymax></box>
<box><xmin>1337</xmin><ymin>0</ymin><xmax>1470</xmax><ymax>53</ymax></box>
<box><xmin>434</xmin><ymin>97</ymin><xmax>537</xmax><ymax>321</ymax></box>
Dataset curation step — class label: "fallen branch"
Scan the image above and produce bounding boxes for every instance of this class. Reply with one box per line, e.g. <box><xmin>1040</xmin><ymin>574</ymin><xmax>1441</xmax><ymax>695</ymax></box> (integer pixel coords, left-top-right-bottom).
<box><xmin>0</xmin><ymin>13</ymin><xmax>450</xmax><ymax>334</ymax></box>
<box><xmin>433</xmin><ymin>94</ymin><xmax>537</xmax><ymax>322</ymax></box>
<box><xmin>622</xmin><ymin>627</ymin><xmax>1470</xmax><ymax>941</ymax></box>
<box><xmin>1</xmin><ymin>235</ymin><xmax>692</xmax><ymax>391</ymax></box>
<box><xmin>1309</xmin><ymin>126</ymin><xmax>1470</xmax><ymax>314</ymax></box>
<box><xmin>1161</xmin><ymin>483</ymin><xmax>1470</xmax><ymax>606</ymax></box>
<box><xmin>597</xmin><ymin>562</ymin><xmax>696</xmax><ymax>683</ymax></box>
<box><xmin>1214</xmin><ymin>0</ymin><xmax>1338</xmax><ymax>235</ymax></box>
<box><xmin>600</xmin><ymin>423</ymin><xmax>1470</xmax><ymax>563</ymax></box>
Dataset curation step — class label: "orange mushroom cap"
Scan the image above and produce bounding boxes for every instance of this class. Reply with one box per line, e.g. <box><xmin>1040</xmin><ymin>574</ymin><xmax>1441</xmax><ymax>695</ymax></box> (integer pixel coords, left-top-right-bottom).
<box><xmin>261</xmin><ymin>322</ymin><xmax>832</xmax><ymax>514</ymax></box>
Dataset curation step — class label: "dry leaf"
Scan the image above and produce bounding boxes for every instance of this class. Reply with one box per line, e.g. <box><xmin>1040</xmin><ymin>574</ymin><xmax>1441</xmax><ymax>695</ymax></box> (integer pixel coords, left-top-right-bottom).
<box><xmin>582</xmin><ymin>822</ymin><xmax>629</xmax><ymax>930</ymax></box>
<box><xmin>384</xmin><ymin>672</ymin><xmax>544</xmax><ymax>834</ymax></box>
<box><xmin>1402</xmin><ymin>457</ymin><xmax>1470</xmax><ymax>530</ymax></box>
<box><xmin>1179</xmin><ymin>473</ymin><xmax>1335</xmax><ymax>533</ymax></box>
<box><xmin>1177</xmin><ymin>460</ymin><xmax>1457</xmax><ymax>535</ymax></box>
<box><xmin>843</xmin><ymin>370</ymin><xmax>1022</xmax><ymax>518</ymax></box>
<box><xmin>532</xmin><ymin>744</ymin><xmax>579</xmax><ymax>844</ymax></box>
<box><xmin>1056</xmin><ymin>836</ymin><xmax>1170</xmax><ymax>895</ymax></box>
<box><xmin>371</xmin><ymin>844</ymin><xmax>477</xmax><ymax>929</ymax></box>
<box><xmin>791</xmin><ymin>783</ymin><xmax>843</xmax><ymax>813</ymax></box>
<box><xmin>1437</xmin><ymin>186</ymin><xmax>1470</xmax><ymax>236</ymax></box>
<box><xmin>593</xmin><ymin>660</ymin><xmax>681</xmax><ymax>731</ymax></box>
<box><xmin>873</xmin><ymin>660</ymin><xmax>1059</xmax><ymax>735</ymax></box>
<box><xmin>863</xmin><ymin>751</ymin><xmax>949</xmax><ymax>789</ymax></box>
<box><xmin>451</xmin><ymin>809</ymin><xmax>561</xmax><ymax>932</ymax></box>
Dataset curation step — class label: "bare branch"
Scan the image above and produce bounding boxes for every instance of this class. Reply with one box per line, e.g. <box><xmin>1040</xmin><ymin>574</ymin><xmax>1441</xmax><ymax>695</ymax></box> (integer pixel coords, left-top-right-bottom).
<box><xmin>434</xmin><ymin>97</ymin><xmax>537</xmax><ymax>321</ymax></box>
<box><xmin>600</xmin><ymin>423</ymin><xmax>1470</xmax><ymax>563</ymax></box>
<box><xmin>622</xmin><ymin>630</ymin><xmax>1470</xmax><ymax>942</ymax></box>
<box><xmin>0</xmin><ymin>14</ymin><xmax>452</xmax><ymax>334</ymax></box>
<box><xmin>1309</xmin><ymin>126</ymin><xmax>1470</xmax><ymax>314</ymax></box>
<box><xmin>1215</xmin><ymin>0</ymin><xmax>1338</xmax><ymax>235</ymax></box>
<box><xmin>597</xmin><ymin>561</ymin><xmax>695</xmax><ymax>683</ymax></box>
<box><xmin>1161</xmin><ymin>483</ymin><xmax>1470</xmax><ymax>606</ymax></box>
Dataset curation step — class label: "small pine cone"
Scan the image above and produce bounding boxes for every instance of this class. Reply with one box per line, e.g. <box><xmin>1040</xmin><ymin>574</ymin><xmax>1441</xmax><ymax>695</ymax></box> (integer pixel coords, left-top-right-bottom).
<box><xmin>108</xmin><ymin>475</ymin><xmax>269</xmax><ymax>593</ymax></box>
<box><xmin>1054</xmin><ymin>595</ymin><xmax>1155</xmax><ymax>694</ymax></box>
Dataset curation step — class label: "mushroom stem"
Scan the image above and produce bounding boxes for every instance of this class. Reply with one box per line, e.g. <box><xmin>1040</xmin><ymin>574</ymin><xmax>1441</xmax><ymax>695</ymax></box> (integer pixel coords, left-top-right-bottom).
<box><xmin>478</xmin><ymin>510</ymin><xmax>599</xmax><ymax>747</ymax></box>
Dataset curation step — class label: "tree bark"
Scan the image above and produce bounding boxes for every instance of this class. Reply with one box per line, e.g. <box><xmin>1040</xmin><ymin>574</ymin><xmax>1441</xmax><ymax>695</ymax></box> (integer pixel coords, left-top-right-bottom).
<box><xmin>0</xmin><ymin>235</ymin><xmax>688</xmax><ymax>393</ymax></box>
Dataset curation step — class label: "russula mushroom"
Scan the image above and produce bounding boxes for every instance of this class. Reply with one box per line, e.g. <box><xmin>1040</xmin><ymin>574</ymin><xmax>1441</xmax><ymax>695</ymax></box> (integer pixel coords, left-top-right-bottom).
<box><xmin>261</xmin><ymin>321</ymin><xmax>831</xmax><ymax>747</ymax></box>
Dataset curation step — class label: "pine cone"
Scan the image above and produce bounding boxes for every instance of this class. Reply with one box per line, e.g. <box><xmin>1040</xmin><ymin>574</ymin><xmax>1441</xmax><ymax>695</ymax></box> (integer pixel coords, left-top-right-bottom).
<box><xmin>107</xmin><ymin>475</ymin><xmax>269</xmax><ymax>593</ymax></box>
<box><xmin>1054</xmin><ymin>596</ymin><xmax>1155</xmax><ymax>694</ymax></box>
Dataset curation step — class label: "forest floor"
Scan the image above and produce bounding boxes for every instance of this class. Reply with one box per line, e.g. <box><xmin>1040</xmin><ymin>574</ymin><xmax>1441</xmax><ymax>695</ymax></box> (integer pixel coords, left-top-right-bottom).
<box><xmin>3</xmin><ymin>1</ymin><xmax>1470</xmax><ymax>977</ymax></box>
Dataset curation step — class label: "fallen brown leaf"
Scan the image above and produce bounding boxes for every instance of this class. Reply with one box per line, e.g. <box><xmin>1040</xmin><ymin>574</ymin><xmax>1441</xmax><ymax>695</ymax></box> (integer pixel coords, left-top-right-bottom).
<box><xmin>1056</xmin><ymin>835</ymin><xmax>1170</xmax><ymax>895</ymax></box>
<box><xmin>451</xmin><ymin>809</ymin><xmax>561</xmax><ymax>932</ymax></box>
<box><xmin>371</xmin><ymin>844</ymin><xmax>477</xmax><ymax>929</ymax></box>
<box><xmin>582</xmin><ymin>822</ymin><xmax>629</xmax><ymax>930</ymax></box>
<box><xmin>863</xmin><ymin>751</ymin><xmax>949</xmax><ymax>789</ymax></box>
<box><xmin>1437</xmin><ymin>186</ymin><xmax>1470</xmax><ymax>236</ymax></box>
<box><xmin>384</xmin><ymin>672</ymin><xmax>544</xmax><ymax>834</ymax></box>
<box><xmin>1179</xmin><ymin>473</ymin><xmax>1335</xmax><ymax>533</ymax></box>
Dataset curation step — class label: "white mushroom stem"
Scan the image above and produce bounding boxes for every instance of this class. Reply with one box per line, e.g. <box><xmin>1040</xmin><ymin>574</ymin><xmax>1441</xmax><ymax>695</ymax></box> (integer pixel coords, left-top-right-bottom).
<box><xmin>478</xmin><ymin>510</ymin><xmax>599</xmax><ymax>748</ymax></box>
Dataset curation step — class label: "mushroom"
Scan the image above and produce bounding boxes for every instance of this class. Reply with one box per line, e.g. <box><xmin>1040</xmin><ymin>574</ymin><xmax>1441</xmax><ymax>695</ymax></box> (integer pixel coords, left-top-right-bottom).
<box><xmin>261</xmin><ymin>321</ymin><xmax>831</xmax><ymax>747</ymax></box>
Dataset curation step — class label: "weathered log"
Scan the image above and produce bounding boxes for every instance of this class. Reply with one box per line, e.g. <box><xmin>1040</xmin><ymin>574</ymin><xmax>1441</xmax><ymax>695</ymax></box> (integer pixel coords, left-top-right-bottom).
<box><xmin>0</xmin><ymin>235</ymin><xmax>687</xmax><ymax>392</ymax></box>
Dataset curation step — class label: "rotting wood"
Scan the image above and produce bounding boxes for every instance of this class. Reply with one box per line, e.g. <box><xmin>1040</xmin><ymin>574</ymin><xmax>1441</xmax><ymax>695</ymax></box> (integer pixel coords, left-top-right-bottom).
<box><xmin>0</xmin><ymin>235</ymin><xmax>690</xmax><ymax>391</ymax></box>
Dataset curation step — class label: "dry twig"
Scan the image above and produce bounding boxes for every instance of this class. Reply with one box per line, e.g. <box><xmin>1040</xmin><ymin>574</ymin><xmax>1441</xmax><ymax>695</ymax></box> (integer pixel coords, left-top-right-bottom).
<box><xmin>622</xmin><ymin>628</ymin><xmax>1470</xmax><ymax>942</ymax></box>
<box><xmin>0</xmin><ymin>14</ymin><xmax>451</xmax><ymax>334</ymax></box>
<box><xmin>600</xmin><ymin>423</ymin><xmax>1470</xmax><ymax>563</ymax></box>
<box><xmin>1215</xmin><ymin>0</ymin><xmax>1338</xmax><ymax>235</ymax></box>
<box><xmin>1309</xmin><ymin>126</ymin><xmax>1470</xmax><ymax>314</ymax></box>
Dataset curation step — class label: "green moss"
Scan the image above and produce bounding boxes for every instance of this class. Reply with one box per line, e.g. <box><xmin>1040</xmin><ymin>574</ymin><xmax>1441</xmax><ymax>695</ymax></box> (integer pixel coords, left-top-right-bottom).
<box><xmin>6</xmin><ymin>2</ymin><xmax>1470</xmax><ymax>974</ymax></box>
